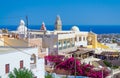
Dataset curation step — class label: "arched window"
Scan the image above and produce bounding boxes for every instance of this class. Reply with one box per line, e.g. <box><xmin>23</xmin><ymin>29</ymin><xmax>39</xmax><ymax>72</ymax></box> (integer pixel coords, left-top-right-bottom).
<box><xmin>30</xmin><ymin>54</ymin><xmax>36</xmax><ymax>64</ymax></box>
<box><xmin>83</xmin><ymin>37</ymin><xmax>86</xmax><ymax>41</ymax></box>
<box><xmin>79</xmin><ymin>37</ymin><xmax>81</xmax><ymax>41</ymax></box>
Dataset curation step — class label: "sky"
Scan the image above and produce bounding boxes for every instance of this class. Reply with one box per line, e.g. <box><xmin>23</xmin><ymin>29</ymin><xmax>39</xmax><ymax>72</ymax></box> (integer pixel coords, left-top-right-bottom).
<box><xmin>0</xmin><ymin>0</ymin><xmax>120</xmax><ymax>25</ymax></box>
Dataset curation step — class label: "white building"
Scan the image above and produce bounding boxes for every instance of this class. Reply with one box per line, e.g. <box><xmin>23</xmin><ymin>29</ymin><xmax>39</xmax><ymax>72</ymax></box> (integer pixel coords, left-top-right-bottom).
<box><xmin>25</xmin><ymin>16</ymin><xmax>100</xmax><ymax>55</ymax></box>
<box><xmin>0</xmin><ymin>15</ymin><xmax>111</xmax><ymax>56</ymax></box>
<box><xmin>29</xmin><ymin>26</ymin><xmax>93</xmax><ymax>55</ymax></box>
<box><xmin>0</xmin><ymin>47</ymin><xmax>45</xmax><ymax>78</ymax></box>
<box><xmin>17</xmin><ymin>20</ymin><xmax>28</xmax><ymax>38</ymax></box>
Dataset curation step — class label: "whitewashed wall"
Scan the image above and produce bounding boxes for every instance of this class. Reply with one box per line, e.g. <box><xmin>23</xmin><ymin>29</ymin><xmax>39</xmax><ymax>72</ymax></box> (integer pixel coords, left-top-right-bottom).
<box><xmin>0</xmin><ymin>48</ymin><xmax>45</xmax><ymax>78</ymax></box>
<box><xmin>0</xmin><ymin>38</ymin><xmax>4</xmax><ymax>46</ymax></box>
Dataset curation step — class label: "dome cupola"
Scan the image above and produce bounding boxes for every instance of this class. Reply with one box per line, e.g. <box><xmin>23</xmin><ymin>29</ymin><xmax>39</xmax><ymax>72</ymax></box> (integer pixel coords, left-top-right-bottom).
<box><xmin>17</xmin><ymin>20</ymin><xmax>27</xmax><ymax>34</ymax></box>
<box><xmin>71</xmin><ymin>26</ymin><xmax>80</xmax><ymax>32</ymax></box>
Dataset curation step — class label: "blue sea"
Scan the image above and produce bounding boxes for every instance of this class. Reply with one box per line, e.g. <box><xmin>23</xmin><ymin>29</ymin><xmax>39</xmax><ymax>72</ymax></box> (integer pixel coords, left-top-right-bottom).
<box><xmin>0</xmin><ymin>25</ymin><xmax>120</xmax><ymax>34</ymax></box>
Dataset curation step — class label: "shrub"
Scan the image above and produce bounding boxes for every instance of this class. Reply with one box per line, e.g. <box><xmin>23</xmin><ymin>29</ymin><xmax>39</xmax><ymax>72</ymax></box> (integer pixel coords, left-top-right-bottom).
<box><xmin>9</xmin><ymin>68</ymin><xmax>34</xmax><ymax>78</ymax></box>
<box><xmin>103</xmin><ymin>60</ymin><xmax>112</xmax><ymax>67</ymax></box>
<box><xmin>45</xmin><ymin>73</ymin><xmax>53</xmax><ymax>78</ymax></box>
<box><xmin>56</xmin><ymin>57</ymin><xmax>109</xmax><ymax>78</ymax></box>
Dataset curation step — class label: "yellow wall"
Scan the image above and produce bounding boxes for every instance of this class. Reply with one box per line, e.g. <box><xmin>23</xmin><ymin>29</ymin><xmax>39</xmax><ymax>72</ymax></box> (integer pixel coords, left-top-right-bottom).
<box><xmin>87</xmin><ymin>32</ymin><xmax>97</xmax><ymax>48</ymax></box>
<box><xmin>87</xmin><ymin>32</ymin><xmax>110</xmax><ymax>49</ymax></box>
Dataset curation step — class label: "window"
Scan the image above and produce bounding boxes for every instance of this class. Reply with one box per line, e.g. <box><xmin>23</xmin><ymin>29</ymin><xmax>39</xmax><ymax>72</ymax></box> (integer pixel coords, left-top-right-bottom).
<box><xmin>30</xmin><ymin>54</ymin><xmax>36</xmax><ymax>64</ymax></box>
<box><xmin>20</xmin><ymin>60</ymin><xmax>23</xmax><ymax>69</ymax></box>
<box><xmin>75</xmin><ymin>37</ymin><xmax>77</xmax><ymax>41</ymax></box>
<box><xmin>83</xmin><ymin>37</ymin><xmax>86</xmax><ymax>41</ymax></box>
<box><xmin>64</xmin><ymin>41</ymin><xmax>66</xmax><ymax>44</ymax></box>
<box><xmin>58</xmin><ymin>42</ymin><xmax>61</xmax><ymax>45</ymax></box>
<box><xmin>79</xmin><ymin>37</ymin><xmax>81</xmax><ymax>41</ymax></box>
<box><xmin>5</xmin><ymin>64</ymin><xmax>9</xmax><ymax>73</ymax></box>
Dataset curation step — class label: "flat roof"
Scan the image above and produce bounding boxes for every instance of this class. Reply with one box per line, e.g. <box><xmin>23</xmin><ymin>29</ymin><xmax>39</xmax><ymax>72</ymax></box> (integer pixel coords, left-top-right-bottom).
<box><xmin>0</xmin><ymin>47</ymin><xmax>34</xmax><ymax>55</ymax></box>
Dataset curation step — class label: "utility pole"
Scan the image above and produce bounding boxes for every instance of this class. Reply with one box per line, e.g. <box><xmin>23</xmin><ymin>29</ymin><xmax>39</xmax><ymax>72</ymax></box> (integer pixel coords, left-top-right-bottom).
<box><xmin>111</xmin><ymin>63</ymin><xmax>113</xmax><ymax>78</ymax></box>
<box><xmin>74</xmin><ymin>53</ymin><xmax>76</xmax><ymax>78</ymax></box>
<box><xmin>26</xmin><ymin>15</ymin><xmax>28</xmax><ymax>37</ymax></box>
<box><xmin>26</xmin><ymin>16</ymin><xmax>28</xmax><ymax>30</ymax></box>
<box><xmin>26</xmin><ymin>16</ymin><xmax>29</xmax><ymax>46</ymax></box>
<box><xmin>102</xmin><ymin>68</ymin><xmax>103</xmax><ymax>78</ymax></box>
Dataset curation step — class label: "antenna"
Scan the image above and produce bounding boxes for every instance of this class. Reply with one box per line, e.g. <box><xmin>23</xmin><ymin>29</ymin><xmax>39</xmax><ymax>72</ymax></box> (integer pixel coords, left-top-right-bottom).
<box><xmin>26</xmin><ymin>16</ymin><xmax>28</xmax><ymax>37</ymax></box>
<box><xmin>26</xmin><ymin>16</ymin><xmax>28</xmax><ymax>29</ymax></box>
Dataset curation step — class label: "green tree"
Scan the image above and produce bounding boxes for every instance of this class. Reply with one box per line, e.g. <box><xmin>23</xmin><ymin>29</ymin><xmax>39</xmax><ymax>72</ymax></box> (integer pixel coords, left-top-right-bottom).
<box><xmin>45</xmin><ymin>73</ymin><xmax>53</xmax><ymax>78</ymax></box>
<box><xmin>8</xmin><ymin>68</ymin><xmax>34</xmax><ymax>78</ymax></box>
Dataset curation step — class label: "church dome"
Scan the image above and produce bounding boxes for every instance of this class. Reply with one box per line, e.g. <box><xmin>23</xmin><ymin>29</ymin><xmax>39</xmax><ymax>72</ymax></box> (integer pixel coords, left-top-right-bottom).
<box><xmin>20</xmin><ymin>20</ymin><xmax>25</xmax><ymax>26</ymax></box>
<box><xmin>71</xmin><ymin>26</ymin><xmax>80</xmax><ymax>32</ymax></box>
<box><xmin>17</xmin><ymin>20</ymin><xmax>27</xmax><ymax>34</ymax></box>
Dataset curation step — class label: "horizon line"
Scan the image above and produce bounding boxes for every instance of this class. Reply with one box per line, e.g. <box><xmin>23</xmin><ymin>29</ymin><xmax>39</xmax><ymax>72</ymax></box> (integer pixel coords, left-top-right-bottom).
<box><xmin>1</xmin><ymin>24</ymin><xmax>120</xmax><ymax>26</ymax></box>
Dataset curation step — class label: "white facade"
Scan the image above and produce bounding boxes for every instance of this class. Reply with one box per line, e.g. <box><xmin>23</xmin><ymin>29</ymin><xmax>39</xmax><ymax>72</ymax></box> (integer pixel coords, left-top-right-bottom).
<box><xmin>74</xmin><ymin>32</ymin><xmax>88</xmax><ymax>47</ymax></box>
<box><xmin>0</xmin><ymin>48</ymin><xmax>45</xmax><ymax>78</ymax></box>
<box><xmin>105</xmin><ymin>43</ymin><xmax>117</xmax><ymax>49</ymax></box>
<box><xmin>28</xmin><ymin>25</ymin><xmax>90</xmax><ymax>55</ymax></box>
<box><xmin>0</xmin><ymin>38</ymin><xmax>4</xmax><ymax>46</ymax></box>
<box><xmin>105</xmin><ymin>43</ymin><xmax>120</xmax><ymax>51</ymax></box>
